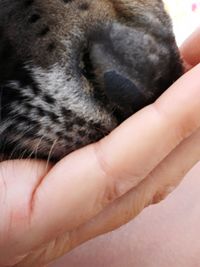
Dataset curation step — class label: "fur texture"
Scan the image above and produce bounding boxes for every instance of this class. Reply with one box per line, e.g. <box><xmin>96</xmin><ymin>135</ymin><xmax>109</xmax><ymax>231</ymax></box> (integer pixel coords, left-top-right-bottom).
<box><xmin>0</xmin><ymin>0</ymin><xmax>183</xmax><ymax>161</ymax></box>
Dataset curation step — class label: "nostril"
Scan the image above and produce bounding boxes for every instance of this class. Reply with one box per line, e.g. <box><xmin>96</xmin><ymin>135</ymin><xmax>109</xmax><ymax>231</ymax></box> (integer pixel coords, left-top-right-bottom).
<box><xmin>28</xmin><ymin>13</ymin><xmax>41</xmax><ymax>23</ymax></box>
<box><xmin>81</xmin><ymin>49</ymin><xmax>95</xmax><ymax>81</ymax></box>
<box><xmin>104</xmin><ymin>71</ymin><xmax>147</xmax><ymax>111</ymax></box>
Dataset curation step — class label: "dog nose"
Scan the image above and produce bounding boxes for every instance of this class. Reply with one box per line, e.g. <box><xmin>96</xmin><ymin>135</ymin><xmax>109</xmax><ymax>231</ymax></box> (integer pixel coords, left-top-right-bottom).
<box><xmin>104</xmin><ymin>70</ymin><xmax>147</xmax><ymax>112</ymax></box>
<box><xmin>89</xmin><ymin>22</ymin><xmax>182</xmax><ymax>117</ymax></box>
<box><xmin>89</xmin><ymin>23</ymin><xmax>150</xmax><ymax>114</ymax></box>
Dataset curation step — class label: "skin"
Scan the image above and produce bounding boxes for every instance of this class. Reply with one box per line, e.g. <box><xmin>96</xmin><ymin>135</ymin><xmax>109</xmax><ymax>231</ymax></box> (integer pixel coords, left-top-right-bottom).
<box><xmin>0</xmin><ymin>29</ymin><xmax>200</xmax><ymax>267</ymax></box>
<box><xmin>53</xmin><ymin>163</ymin><xmax>200</xmax><ymax>267</ymax></box>
<box><xmin>181</xmin><ymin>27</ymin><xmax>200</xmax><ymax>69</ymax></box>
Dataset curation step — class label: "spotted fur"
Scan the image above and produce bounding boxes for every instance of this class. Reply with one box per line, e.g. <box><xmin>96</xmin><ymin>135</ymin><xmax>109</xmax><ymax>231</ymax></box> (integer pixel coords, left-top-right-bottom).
<box><xmin>0</xmin><ymin>0</ymin><xmax>183</xmax><ymax>161</ymax></box>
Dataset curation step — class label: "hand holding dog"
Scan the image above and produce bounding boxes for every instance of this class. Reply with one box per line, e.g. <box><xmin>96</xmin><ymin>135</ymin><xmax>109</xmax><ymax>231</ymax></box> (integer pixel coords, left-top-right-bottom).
<box><xmin>1</xmin><ymin>29</ymin><xmax>200</xmax><ymax>267</ymax></box>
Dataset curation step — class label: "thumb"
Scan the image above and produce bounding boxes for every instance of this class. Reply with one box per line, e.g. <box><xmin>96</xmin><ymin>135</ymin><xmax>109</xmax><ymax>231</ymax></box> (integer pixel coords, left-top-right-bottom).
<box><xmin>181</xmin><ymin>27</ymin><xmax>200</xmax><ymax>69</ymax></box>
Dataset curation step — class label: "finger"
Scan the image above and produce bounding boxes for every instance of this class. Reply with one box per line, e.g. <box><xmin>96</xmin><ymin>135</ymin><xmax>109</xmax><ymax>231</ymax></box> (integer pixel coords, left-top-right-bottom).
<box><xmin>181</xmin><ymin>27</ymin><xmax>200</xmax><ymax>68</ymax></box>
<box><xmin>0</xmin><ymin>160</ymin><xmax>50</xmax><ymax>266</ymax></box>
<box><xmin>69</xmin><ymin>126</ymin><xmax>200</xmax><ymax>253</ymax></box>
<box><xmin>17</xmin><ymin>126</ymin><xmax>200</xmax><ymax>267</ymax></box>
<box><xmin>27</xmin><ymin>64</ymin><xmax>200</xmax><ymax>249</ymax></box>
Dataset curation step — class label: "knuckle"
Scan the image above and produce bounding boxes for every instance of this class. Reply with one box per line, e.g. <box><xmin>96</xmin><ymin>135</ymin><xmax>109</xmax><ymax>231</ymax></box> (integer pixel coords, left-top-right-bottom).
<box><xmin>92</xmin><ymin>142</ymin><xmax>123</xmax><ymax>204</ymax></box>
<box><xmin>151</xmin><ymin>185</ymin><xmax>175</xmax><ymax>205</ymax></box>
<box><xmin>151</xmin><ymin>101</ymin><xmax>198</xmax><ymax>143</ymax></box>
<box><xmin>92</xmin><ymin>142</ymin><xmax>142</xmax><ymax>206</ymax></box>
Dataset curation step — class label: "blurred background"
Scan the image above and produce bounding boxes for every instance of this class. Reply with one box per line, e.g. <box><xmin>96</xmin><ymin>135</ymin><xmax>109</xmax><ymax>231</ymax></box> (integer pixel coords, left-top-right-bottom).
<box><xmin>164</xmin><ymin>0</ymin><xmax>200</xmax><ymax>45</ymax></box>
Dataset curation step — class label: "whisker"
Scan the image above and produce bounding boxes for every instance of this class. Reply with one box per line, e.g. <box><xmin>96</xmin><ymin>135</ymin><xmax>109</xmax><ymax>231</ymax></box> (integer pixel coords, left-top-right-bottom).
<box><xmin>34</xmin><ymin>135</ymin><xmax>46</xmax><ymax>160</ymax></box>
<box><xmin>8</xmin><ymin>143</ymin><xmax>23</xmax><ymax>161</ymax></box>
<box><xmin>25</xmin><ymin>134</ymin><xmax>47</xmax><ymax>161</ymax></box>
<box><xmin>19</xmin><ymin>148</ymin><xmax>29</xmax><ymax>160</ymax></box>
<box><xmin>45</xmin><ymin>138</ymin><xmax>58</xmax><ymax>170</ymax></box>
<box><xmin>2</xmin><ymin>124</ymin><xmax>40</xmax><ymax>160</ymax></box>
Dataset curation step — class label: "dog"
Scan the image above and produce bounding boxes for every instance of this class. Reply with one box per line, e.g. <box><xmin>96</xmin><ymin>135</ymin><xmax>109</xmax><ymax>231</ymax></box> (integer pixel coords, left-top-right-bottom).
<box><xmin>0</xmin><ymin>0</ymin><xmax>183</xmax><ymax>161</ymax></box>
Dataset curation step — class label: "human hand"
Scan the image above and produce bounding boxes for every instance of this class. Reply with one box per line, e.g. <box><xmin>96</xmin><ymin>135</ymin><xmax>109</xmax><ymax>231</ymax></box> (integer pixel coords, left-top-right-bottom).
<box><xmin>181</xmin><ymin>27</ymin><xmax>200</xmax><ymax>70</ymax></box>
<box><xmin>1</xmin><ymin>29</ymin><xmax>200</xmax><ymax>267</ymax></box>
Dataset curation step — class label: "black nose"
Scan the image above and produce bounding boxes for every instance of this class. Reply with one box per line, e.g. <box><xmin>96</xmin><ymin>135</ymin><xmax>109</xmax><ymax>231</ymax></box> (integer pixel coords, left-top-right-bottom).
<box><xmin>104</xmin><ymin>70</ymin><xmax>147</xmax><ymax>112</ymax></box>
<box><xmin>89</xmin><ymin>22</ymin><xmax>183</xmax><ymax>116</ymax></box>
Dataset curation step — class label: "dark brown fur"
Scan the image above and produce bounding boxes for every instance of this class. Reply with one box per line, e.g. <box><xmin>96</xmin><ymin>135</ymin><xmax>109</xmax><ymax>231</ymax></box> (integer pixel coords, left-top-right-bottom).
<box><xmin>0</xmin><ymin>0</ymin><xmax>183</xmax><ymax>161</ymax></box>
